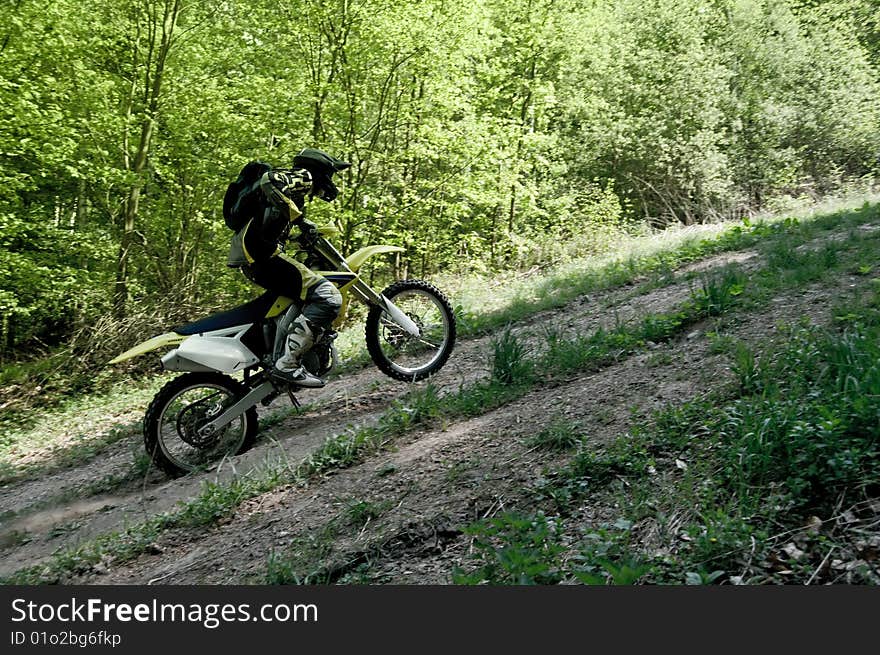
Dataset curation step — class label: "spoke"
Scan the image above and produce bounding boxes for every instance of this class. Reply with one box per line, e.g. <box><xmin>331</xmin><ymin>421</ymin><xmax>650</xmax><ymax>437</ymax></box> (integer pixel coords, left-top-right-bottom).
<box><xmin>159</xmin><ymin>384</ymin><xmax>245</xmax><ymax>472</ymax></box>
<box><xmin>374</xmin><ymin>288</ymin><xmax>450</xmax><ymax>375</ymax></box>
<box><xmin>380</xmin><ymin>317</ymin><xmax>420</xmax><ymax>337</ymax></box>
<box><xmin>409</xmin><ymin>307</ymin><xmax>434</xmax><ymax>323</ymax></box>
<box><xmin>395</xmin><ymin>335</ymin><xmax>438</xmax><ymax>351</ymax></box>
<box><xmin>379</xmin><ymin>317</ymin><xmax>439</xmax><ymax>349</ymax></box>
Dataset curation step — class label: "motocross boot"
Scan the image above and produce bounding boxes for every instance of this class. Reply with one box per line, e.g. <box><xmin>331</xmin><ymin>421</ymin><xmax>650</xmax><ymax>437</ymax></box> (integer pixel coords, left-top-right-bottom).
<box><xmin>273</xmin><ymin>315</ymin><xmax>325</xmax><ymax>388</ymax></box>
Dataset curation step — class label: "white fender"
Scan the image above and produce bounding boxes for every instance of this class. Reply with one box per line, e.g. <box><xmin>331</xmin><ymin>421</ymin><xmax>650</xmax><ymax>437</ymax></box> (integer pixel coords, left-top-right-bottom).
<box><xmin>169</xmin><ymin>324</ymin><xmax>259</xmax><ymax>373</ymax></box>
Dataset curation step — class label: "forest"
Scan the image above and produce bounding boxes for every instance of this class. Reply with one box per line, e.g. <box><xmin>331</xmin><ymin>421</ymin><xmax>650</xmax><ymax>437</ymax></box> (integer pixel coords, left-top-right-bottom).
<box><xmin>2</xmin><ymin>0</ymin><xmax>880</xmax><ymax>589</ymax></box>
<box><xmin>1</xmin><ymin>0</ymin><xmax>879</xmax><ymax>364</ymax></box>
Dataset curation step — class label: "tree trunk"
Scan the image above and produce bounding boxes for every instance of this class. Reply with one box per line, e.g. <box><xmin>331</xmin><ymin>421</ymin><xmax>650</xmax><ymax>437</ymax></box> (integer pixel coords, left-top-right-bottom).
<box><xmin>75</xmin><ymin>178</ymin><xmax>87</xmax><ymax>228</ymax></box>
<box><xmin>114</xmin><ymin>0</ymin><xmax>182</xmax><ymax>318</ymax></box>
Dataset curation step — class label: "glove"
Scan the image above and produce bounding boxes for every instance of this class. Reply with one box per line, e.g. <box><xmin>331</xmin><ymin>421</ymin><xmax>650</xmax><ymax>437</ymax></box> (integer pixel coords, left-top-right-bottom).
<box><xmin>294</xmin><ymin>216</ymin><xmax>319</xmax><ymax>248</ymax></box>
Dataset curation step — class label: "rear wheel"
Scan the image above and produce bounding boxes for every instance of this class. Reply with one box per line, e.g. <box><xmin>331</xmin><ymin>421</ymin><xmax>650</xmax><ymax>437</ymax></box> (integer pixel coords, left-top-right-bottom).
<box><xmin>365</xmin><ymin>279</ymin><xmax>456</xmax><ymax>382</ymax></box>
<box><xmin>143</xmin><ymin>372</ymin><xmax>258</xmax><ymax>477</ymax></box>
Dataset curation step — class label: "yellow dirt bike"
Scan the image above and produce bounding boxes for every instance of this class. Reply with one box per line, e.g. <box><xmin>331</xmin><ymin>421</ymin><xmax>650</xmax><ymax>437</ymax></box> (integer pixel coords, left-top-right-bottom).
<box><xmin>110</xmin><ymin>226</ymin><xmax>456</xmax><ymax>477</ymax></box>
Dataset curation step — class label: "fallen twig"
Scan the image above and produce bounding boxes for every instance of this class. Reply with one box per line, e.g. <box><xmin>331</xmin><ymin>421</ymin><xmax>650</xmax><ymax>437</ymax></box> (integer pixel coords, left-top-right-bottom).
<box><xmin>805</xmin><ymin>546</ymin><xmax>836</xmax><ymax>586</ymax></box>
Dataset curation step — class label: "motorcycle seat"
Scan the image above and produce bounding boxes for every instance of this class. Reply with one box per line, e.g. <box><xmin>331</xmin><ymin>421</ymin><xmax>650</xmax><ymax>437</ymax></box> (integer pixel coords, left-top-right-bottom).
<box><xmin>174</xmin><ymin>291</ymin><xmax>277</xmax><ymax>335</ymax></box>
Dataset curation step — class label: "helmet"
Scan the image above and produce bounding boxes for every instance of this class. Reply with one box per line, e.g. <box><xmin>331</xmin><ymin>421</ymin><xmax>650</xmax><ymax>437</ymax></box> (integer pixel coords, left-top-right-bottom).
<box><xmin>292</xmin><ymin>148</ymin><xmax>351</xmax><ymax>202</ymax></box>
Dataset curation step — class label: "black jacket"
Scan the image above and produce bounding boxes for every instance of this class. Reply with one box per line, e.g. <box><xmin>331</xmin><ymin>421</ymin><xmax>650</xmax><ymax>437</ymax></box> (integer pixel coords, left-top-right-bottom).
<box><xmin>227</xmin><ymin>168</ymin><xmax>313</xmax><ymax>267</ymax></box>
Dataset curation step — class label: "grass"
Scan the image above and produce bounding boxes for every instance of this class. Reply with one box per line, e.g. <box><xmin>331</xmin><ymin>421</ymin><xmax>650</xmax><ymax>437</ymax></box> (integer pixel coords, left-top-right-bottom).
<box><xmin>0</xmin><ymin>374</ymin><xmax>172</xmax><ymax>484</ymax></box>
<box><xmin>265</xmin><ymin>524</ymin><xmax>339</xmax><ymax>585</ymax></box>
<box><xmin>452</xmin><ymin>511</ymin><xmax>652</xmax><ymax>585</ymax></box>
<box><xmin>526</xmin><ymin>418</ymin><xmax>585</xmax><ymax>452</ymax></box>
<box><xmin>4</xmin><ymin>199</ymin><xmax>880</xmax><ymax>584</ymax></box>
<box><xmin>452</xmin><ymin>283</ymin><xmax>880</xmax><ymax>585</ymax></box>
<box><xmin>264</xmin><ymin>494</ymin><xmax>399</xmax><ymax>585</ymax></box>
<box><xmin>442</xmin><ymin>196</ymin><xmax>878</xmax><ymax>337</ymax></box>
<box><xmin>491</xmin><ymin>328</ymin><xmax>535</xmax><ymax>385</ymax></box>
<box><xmin>452</xmin><ymin>512</ymin><xmax>567</xmax><ymax>585</ymax></box>
<box><xmin>650</xmin><ymin>311</ymin><xmax>880</xmax><ymax>583</ymax></box>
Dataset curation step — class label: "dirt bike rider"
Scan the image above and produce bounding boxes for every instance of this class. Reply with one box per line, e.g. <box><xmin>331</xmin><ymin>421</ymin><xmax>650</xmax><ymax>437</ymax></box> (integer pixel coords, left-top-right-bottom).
<box><xmin>226</xmin><ymin>148</ymin><xmax>350</xmax><ymax>388</ymax></box>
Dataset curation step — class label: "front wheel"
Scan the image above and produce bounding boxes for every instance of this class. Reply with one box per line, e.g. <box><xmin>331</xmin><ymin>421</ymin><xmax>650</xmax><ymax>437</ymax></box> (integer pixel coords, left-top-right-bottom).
<box><xmin>365</xmin><ymin>279</ymin><xmax>456</xmax><ymax>382</ymax></box>
<box><xmin>143</xmin><ymin>372</ymin><xmax>258</xmax><ymax>477</ymax></box>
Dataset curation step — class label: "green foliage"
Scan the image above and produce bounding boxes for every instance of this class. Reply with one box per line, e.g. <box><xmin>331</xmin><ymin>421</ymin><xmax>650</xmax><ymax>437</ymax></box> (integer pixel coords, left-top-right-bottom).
<box><xmin>561</xmin><ymin>0</ymin><xmax>880</xmax><ymax>221</ymax></box>
<box><xmin>526</xmin><ymin>418</ymin><xmax>584</xmax><ymax>452</ymax></box>
<box><xmin>573</xmin><ymin>542</ymin><xmax>651</xmax><ymax>586</ymax></box>
<box><xmin>631</xmin><ymin>307</ymin><xmax>880</xmax><ymax>581</ymax></box>
<box><xmin>447</xmin><ymin>379</ymin><xmax>530</xmax><ymax>417</ymax></box>
<box><xmin>452</xmin><ymin>512</ymin><xmax>566</xmax><ymax>584</ymax></box>
<box><xmin>490</xmin><ymin>329</ymin><xmax>533</xmax><ymax>385</ymax></box>
<box><xmin>535</xmin><ymin>434</ymin><xmax>654</xmax><ymax>515</ymax></box>
<box><xmin>175</xmin><ymin>479</ymin><xmax>264</xmax><ymax>528</ymax></box>
<box><xmin>715</xmin><ymin>326</ymin><xmax>880</xmax><ymax>511</ymax></box>
<box><xmin>451</xmin><ymin>204</ymin><xmax>880</xmax><ymax>585</ymax></box>
<box><xmin>691</xmin><ymin>268</ymin><xmax>748</xmax><ymax>316</ymax></box>
<box><xmin>484</xmin><ymin>297</ymin><xmax>880</xmax><ymax>585</ymax></box>
<box><xmin>2</xmin><ymin>0</ymin><xmax>879</xmax><ymax>367</ymax></box>
<box><xmin>453</xmin><ymin>512</ymin><xmax>648</xmax><ymax>585</ymax></box>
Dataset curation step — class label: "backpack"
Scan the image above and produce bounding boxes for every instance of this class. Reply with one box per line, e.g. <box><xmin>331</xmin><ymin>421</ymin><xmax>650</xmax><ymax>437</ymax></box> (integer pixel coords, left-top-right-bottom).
<box><xmin>222</xmin><ymin>161</ymin><xmax>271</xmax><ymax>231</ymax></box>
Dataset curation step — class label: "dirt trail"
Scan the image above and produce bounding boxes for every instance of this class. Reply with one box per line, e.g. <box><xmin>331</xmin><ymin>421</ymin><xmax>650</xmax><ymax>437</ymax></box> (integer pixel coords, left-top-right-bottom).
<box><xmin>77</xmin><ymin>271</ymin><xmax>864</xmax><ymax>584</ymax></box>
<box><xmin>0</xmin><ymin>248</ymin><xmax>757</xmax><ymax>577</ymax></box>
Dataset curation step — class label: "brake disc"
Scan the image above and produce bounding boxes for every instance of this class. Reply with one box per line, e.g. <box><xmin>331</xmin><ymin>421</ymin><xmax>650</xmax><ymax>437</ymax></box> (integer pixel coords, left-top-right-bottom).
<box><xmin>382</xmin><ymin>312</ymin><xmax>423</xmax><ymax>348</ymax></box>
<box><xmin>176</xmin><ymin>396</ymin><xmax>225</xmax><ymax>448</ymax></box>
